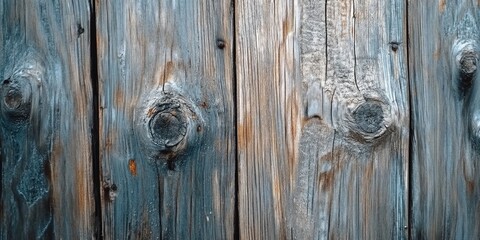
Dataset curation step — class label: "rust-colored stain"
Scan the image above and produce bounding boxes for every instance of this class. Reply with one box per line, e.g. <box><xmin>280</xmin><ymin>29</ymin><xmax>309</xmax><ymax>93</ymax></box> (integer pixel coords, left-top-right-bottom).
<box><xmin>75</xmin><ymin>163</ymin><xmax>87</xmax><ymax>215</ymax></box>
<box><xmin>282</xmin><ymin>18</ymin><xmax>292</xmax><ymax>40</ymax></box>
<box><xmin>115</xmin><ymin>87</ymin><xmax>124</xmax><ymax>107</ymax></box>
<box><xmin>129</xmin><ymin>159</ymin><xmax>137</xmax><ymax>176</ymax></box>
<box><xmin>147</xmin><ymin>108</ymin><xmax>156</xmax><ymax>118</ymax></box>
<box><xmin>200</xmin><ymin>101</ymin><xmax>208</xmax><ymax>109</ymax></box>
<box><xmin>51</xmin><ymin>139</ymin><xmax>63</xmax><ymax>175</ymax></box>
<box><xmin>439</xmin><ymin>0</ymin><xmax>446</xmax><ymax>12</ymax></box>
<box><xmin>237</xmin><ymin>113</ymin><xmax>253</xmax><ymax>150</ymax></box>
<box><xmin>161</xmin><ymin>61</ymin><xmax>175</xmax><ymax>85</ymax></box>
<box><xmin>466</xmin><ymin>180</ymin><xmax>474</xmax><ymax>194</ymax></box>
<box><xmin>319</xmin><ymin>148</ymin><xmax>342</xmax><ymax>192</ymax></box>
<box><xmin>287</xmin><ymin>93</ymin><xmax>300</xmax><ymax>170</ymax></box>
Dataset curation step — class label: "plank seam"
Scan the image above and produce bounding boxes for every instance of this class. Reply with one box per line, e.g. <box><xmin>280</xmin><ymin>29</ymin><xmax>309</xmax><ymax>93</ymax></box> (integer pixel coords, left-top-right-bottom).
<box><xmin>88</xmin><ymin>0</ymin><xmax>103</xmax><ymax>238</ymax></box>
<box><xmin>405</xmin><ymin>0</ymin><xmax>412</xmax><ymax>238</ymax></box>
<box><xmin>232</xmin><ymin>0</ymin><xmax>240</xmax><ymax>239</ymax></box>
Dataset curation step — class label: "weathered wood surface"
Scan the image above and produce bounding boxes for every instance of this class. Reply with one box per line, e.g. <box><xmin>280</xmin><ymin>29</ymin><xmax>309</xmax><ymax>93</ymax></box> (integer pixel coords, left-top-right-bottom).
<box><xmin>3</xmin><ymin>0</ymin><xmax>480</xmax><ymax>238</ymax></box>
<box><xmin>236</xmin><ymin>0</ymin><xmax>409</xmax><ymax>238</ymax></box>
<box><xmin>95</xmin><ymin>0</ymin><xmax>236</xmax><ymax>239</ymax></box>
<box><xmin>0</xmin><ymin>0</ymin><xmax>96</xmax><ymax>239</ymax></box>
<box><xmin>409</xmin><ymin>1</ymin><xmax>480</xmax><ymax>238</ymax></box>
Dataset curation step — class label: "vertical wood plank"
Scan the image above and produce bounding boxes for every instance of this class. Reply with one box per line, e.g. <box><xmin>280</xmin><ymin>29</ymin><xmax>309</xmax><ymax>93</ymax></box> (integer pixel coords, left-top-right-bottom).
<box><xmin>95</xmin><ymin>1</ymin><xmax>236</xmax><ymax>239</ymax></box>
<box><xmin>0</xmin><ymin>0</ymin><xmax>95</xmax><ymax>239</ymax></box>
<box><xmin>236</xmin><ymin>0</ymin><xmax>409</xmax><ymax>238</ymax></box>
<box><xmin>409</xmin><ymin>1</ymin><xmax>480</xmax><ymax>238</ymax></box>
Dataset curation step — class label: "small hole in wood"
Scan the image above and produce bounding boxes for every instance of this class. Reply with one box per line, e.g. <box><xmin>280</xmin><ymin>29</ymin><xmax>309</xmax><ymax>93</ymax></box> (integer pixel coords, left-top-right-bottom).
<box><xmin>389</xmin><ymin>41</ymin><xmax>401</xmax><ymax>52</ymax></box>
<box><xmin>216</xmin><ymin>39</ymin><xmax>226</xmax><ymax>49</ymax></box>
<box><xmin>77</xmin><ymin>23</ymin><xmax>85</xmax><ymax>36</ymax></box>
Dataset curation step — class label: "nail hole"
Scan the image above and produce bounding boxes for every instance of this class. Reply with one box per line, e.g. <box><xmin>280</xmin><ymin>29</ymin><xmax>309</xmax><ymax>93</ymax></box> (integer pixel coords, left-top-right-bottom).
<box><xmin>389</xmin><ymin>41</ymin><xmax>401</xmax><ymax>52</ymax></box>
<box><xmin>216</xmin><ymin>39</ymin><xmax>226</xmax><ymax>49</ymax></box>
<box><xmin>77</xmin><ymin>23</ymin><xmax>84</xmax><ymax>36</ymax></box>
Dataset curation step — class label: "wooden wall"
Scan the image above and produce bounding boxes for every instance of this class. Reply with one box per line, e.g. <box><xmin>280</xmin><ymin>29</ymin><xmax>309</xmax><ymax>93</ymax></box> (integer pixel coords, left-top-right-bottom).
<box><xmin>0</xmin><ymin>0</ymin><xmax>479</xmax><ymax>239</ymax></box>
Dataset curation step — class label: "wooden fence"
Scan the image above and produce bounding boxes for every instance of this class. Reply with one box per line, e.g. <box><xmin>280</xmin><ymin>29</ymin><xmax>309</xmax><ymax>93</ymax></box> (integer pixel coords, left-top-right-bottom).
<box><xmin>1</xmin><ymin>0</ymin><xmax>479</xmax><ymax>239</ymax></box>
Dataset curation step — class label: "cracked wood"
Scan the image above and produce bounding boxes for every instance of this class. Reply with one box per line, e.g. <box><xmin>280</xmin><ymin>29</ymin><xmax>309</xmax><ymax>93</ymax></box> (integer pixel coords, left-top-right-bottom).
<box><xmin>236</xmin><ymin>0</ymin><xmax>409</xmax><ymax>238</ymax></box>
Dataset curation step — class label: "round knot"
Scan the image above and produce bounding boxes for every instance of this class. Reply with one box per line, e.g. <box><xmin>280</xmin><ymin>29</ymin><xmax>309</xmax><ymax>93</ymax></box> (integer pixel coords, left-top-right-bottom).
<box><xmin>353</xmin><ymin>101</ymin><xmax>384</xmax><ymax>134</ymax></box>
<box><xmin>5</xmin><ymin>89</ymin><xmax>23</xmax><ymax>109</ymax></box>
<box><xmin>1</xmin><ymin>77</ymin><xmax>32</xmax><ymax>121</ymax></box>
<box><xmin>460</xmin><ymin>52</ymin><xmax>477</xmax><ymax>75</ymax></box>
<box><xmin>149</xmin><ymin>105</ymin><xmax>188</xmax><ymax>148</ymax></box>
<box><xmin>138</xmin><ymin>90</ymin><xmax>204</xmax><ymax>170</ymax></box>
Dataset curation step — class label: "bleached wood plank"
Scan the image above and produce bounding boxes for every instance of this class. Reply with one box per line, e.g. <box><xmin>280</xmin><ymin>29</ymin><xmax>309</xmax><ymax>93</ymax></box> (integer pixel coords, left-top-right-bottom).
<box><xmin>236</xmin><ymin>0</ymin><xmax>409</xmax><ymax>238</ymax></box>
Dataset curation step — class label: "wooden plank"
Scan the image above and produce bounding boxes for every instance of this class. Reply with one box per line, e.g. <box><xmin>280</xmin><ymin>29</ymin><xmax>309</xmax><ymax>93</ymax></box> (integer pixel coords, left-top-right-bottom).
<box><xmin>0</xmin><ymin>0</ymin><xmax>96</xmax><ymax>239</ymax></box>
<box><xmin>236</xmin><ymin>0</ymin><xmax>409</xmax><ymax>238</ymax></box>
<box><xmin>95</xmin><ymin>0</ymin><xmax>236</xmax><ymax>239</ymax></box>
<box><xmin>409</xmin><ymin>1</ymin><xmax>480</xmax><ymax>238</ymax></box>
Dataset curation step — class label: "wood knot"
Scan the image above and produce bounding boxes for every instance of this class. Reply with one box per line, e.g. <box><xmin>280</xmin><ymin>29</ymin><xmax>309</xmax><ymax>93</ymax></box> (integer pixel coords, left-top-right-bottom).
<box><xmin>149</xmin><ymin>103</ymin><xmax>188</xmax><ymax>148</ymax></box>
<box><xmin>346</xmin><ymin>99</ymin><xmax>393</xmax><ymax>143</ymax></box>
<box><xmin>1</xmin><ymin>76</ymin><xmax>32</xmax><ymax>122</ymax></box>
<box><xmin>460</xmin><ymin>52</ymin><xmax>477</xmax><ymax>75</ymax></box>
<box><xmin>453</xmin><ymin>40</ymin><xmax>478</xmax><ymax>96</ymax></box>
<box><xmin>353</xmin><ymin>101</ymin><xmax>384</xmax><ymax>134</ymax></box>
<box><xmin>139</xmin><ymin>91</ymin><xmax>204</xmax><ymax>170</ymax></box>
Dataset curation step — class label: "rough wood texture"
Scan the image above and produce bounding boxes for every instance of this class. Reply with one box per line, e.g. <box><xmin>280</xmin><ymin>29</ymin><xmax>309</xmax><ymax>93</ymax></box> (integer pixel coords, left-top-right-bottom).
<box><xmin>236</xmin><ymin>0</ymin><xmax>409</xmax><ymax>238</ymax></box>
<box><xmin>0</xmin><ymin>0</ymin><xmax>95</xmax><ymax>239</ymax></box>
<box><xmin>95</xmin><ymin>0</ymin><xmax>236</xmax><ymax>239</ymax></box>
<box><xmin>409</xmin><ymin>1</ymin><xmax>480</xmax><ymax>238</ymax></box>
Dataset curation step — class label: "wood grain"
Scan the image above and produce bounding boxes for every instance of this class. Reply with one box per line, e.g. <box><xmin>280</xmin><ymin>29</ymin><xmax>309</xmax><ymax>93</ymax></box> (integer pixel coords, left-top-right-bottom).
<box><xmin>0</xmin><ymin>0</ymin><xmax>95</xmax><ymax>239</ymax></box>
<box><xmin>409</xmin><ymin>1</ymin><xmax>480</xmax><ymax>238</ymax></box>
<box><xmin>95</xmin><ymin>0</ymin><xmax>236</xmax><ymax>239</ymax></box>
<box><xmin>236</xmin><ymin>0</ymin><xmax>409</xmax><ymax>238</ymax></box>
